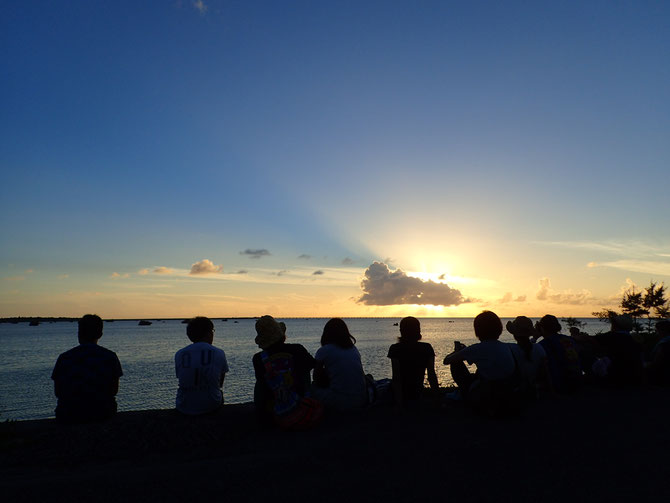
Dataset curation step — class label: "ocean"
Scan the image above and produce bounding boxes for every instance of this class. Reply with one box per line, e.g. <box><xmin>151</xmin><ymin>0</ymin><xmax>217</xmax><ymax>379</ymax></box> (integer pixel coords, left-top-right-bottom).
<box><xmin>0</xmin><ymin>317</ymin><xmax>610</xmax><ymax>420</ymax></box>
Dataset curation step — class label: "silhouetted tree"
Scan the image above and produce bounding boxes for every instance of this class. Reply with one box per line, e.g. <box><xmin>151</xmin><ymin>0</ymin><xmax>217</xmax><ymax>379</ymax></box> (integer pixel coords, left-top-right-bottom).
<box><xmin>562</xmin><ymin>317</ymin><xmax>586</xmax><ymax>329</ymax></box>
<box><xmin>642</xmin><ymin>282</ymin><xmax>669</xmax><ymax>331</ymax></box>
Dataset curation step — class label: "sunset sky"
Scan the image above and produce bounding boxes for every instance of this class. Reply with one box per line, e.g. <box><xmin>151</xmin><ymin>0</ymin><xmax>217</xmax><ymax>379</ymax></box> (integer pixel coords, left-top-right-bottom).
<box><xmin>2</xmin><ymin>1</ymin><xmax>669</xmax><ymax>318</ymax></box>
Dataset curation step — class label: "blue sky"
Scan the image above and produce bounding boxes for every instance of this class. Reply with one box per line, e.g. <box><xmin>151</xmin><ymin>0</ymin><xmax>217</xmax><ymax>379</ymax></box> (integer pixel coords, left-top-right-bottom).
<box><xmin>1</xmin><ymin>1</ymin><xmax>669</xmax><ymax>318</ymax></box>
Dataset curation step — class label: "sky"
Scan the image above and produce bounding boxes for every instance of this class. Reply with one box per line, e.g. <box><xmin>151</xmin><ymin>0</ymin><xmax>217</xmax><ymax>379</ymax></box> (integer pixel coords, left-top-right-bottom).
<box><xmin>1</xmin><ymin>0</ymin><xmax>669</xmax><ymax>319</ymax></box>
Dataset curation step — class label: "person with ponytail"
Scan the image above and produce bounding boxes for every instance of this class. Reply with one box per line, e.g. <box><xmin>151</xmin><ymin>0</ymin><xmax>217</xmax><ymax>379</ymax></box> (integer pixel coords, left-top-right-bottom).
<box><xmin>506</xmin><ymin>316</ymin><xmax>551</xmax><ymax>399</ymax></box>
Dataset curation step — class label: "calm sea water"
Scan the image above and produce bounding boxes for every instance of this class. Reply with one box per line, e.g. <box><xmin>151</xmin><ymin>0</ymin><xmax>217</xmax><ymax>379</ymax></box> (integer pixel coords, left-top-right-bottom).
<box><xmin>0</xmin><ymin>317</ymin><xmax>609</xmax><ymax>420</ymax></box>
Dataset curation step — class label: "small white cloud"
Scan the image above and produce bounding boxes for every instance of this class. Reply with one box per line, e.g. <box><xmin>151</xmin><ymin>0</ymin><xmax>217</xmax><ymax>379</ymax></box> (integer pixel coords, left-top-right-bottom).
<box><xmin>587</xmin><ymin>262</ymin><xmax>598</xmax><ymax>268</ymax></box>
<box><xmin>110</xmin><ymin>272</ymin><xmax>130</xmax><ymax>279</ymax></box>
<box><xmin>500</xmin><ymin>292</ymin><xmax>513</xmax><ymax>303</ymax></box>
<box><xmin>190</xmin><ymin>259</ymin><xmax>223</xmax><ymax>275</ymax></box>
<box><xmin>193</xmin><ymin>0</ymin><xmax>208</xmax><ymax>14</ymax></box>
<box><xmin>153</xmin><ymin>266</ymin><xmax>174</xmax><ymax>275</ymax></box>
<box><xmin>138</xmin><ymin>268</ymin><xmax>150</xmax><ymax>275</ymax></box>
<box><xmin>515</xmin><ymin>295</ymin><xmax>527</xmax><ymax>302</ymax></box>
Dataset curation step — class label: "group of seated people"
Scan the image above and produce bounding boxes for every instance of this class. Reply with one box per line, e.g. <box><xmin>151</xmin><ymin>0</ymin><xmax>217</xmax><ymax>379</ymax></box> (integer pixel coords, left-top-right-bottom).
<box><xmin>51</xmin><ymin>311</ymin><xmax>670</xmax><ymax>427</ymax></box>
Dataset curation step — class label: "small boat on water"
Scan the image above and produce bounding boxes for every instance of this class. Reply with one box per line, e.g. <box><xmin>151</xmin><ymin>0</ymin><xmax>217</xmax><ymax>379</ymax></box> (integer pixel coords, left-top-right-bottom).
<box><xmin>138</xmin><ymin>320</ymin><xmax>152</xmax><ymax>326</ymax></box>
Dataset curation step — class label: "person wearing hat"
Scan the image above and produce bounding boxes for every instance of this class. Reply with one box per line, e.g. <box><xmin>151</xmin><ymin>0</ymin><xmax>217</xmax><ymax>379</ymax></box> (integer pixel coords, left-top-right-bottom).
<box><xmin>252</xmin><ymin>315</ymin><xmax>317</xmax><ymax>427</ymax></box>
<box><xmin>506</xmin><ymin>316</ymin><xmax>551</xmax><ymax>398</ymax></box>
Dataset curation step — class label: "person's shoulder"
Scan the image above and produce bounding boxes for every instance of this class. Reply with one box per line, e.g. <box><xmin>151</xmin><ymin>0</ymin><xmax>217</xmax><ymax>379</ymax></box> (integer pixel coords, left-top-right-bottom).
<box><xmin>533</xmin><ymin>343</ymin><xmax>547</xmax><ymax>357</ymax></box>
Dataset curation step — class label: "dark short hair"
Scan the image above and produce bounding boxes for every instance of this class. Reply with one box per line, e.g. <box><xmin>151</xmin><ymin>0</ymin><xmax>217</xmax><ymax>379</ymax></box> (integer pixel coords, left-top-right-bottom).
<box><xmin>539</xmin><ymin>314</ymin><xmax>561</xmax><ymax>334</ymax></box>
<box><xmin>186</xmin><ymin>316</ymin><xmax>214</xmax><ymax>342</ymax></box>
<box><xmin>656</xmin><ymin>320</ymin><xmax>670</xmax><ymax>335</ymax></box>
<box><xmin>474</xmin><ymin>311</ymin><xmax>502</xmax><ymax>340</ymax></box>
<box><xmin>78</xmin><ymin>314</ymin><xmax>103</xmax><ymax>342</ymax></box>
<box><xmin>321</xmin><ymin>318</ymin><xmax>356</xmax><ymax>348</ymax></box>
<box><xmin>399</xmin><ymin>316</ymin><xmax>421</xmax><ymax>342</ymax></box>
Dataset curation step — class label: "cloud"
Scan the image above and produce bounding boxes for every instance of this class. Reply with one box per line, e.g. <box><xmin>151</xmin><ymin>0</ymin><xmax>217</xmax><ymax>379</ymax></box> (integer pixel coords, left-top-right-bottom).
<box><xmin>587</xmin><ymin>262</ymin><xmax>598</xmax><ymax>268</ymax></box>
<box><xmin>58</xmin><ymin>274</ymin><xmax>69</xmax><ymax>280</ymax></box>
<box><xmin>25</xmin><ymin>269</ymin><xmax>34</xmax><ymax>274</ymax></box>
<box><xmin>297</xmin><ymin>254</ymin><xmax>311</xmax><ymax>260</ymax></box>
<box><xmin>536</xmin><ymin>278</ymin><xmax>593</xmax><ymax>305</ymax></box>
<box><xmin>153</xmin><ymin>266</ymin><xmax>174</xmax><ymax>275</ymax></box>
<box><xmin>274</xmin><ymin>270</ymin><xmax>288</xmax><ymax>276</ymax></box>
<box><xmin>592</xmin><ymin>260</ymin><xmax>670</xmax><ymax>276</ymax></box>
<box><xmin>110</xmin><ymin>272</ymin><xmax>130</xmax><ymax>279</ymax></box>
<box><xmin>192</xmin><ymin>0</ymin><xmax>208</xmax><ymax>14</ymax></box>
<box><xmin>342</xmin><ymin>257</ymin><xmax>355</xmax><ymax>265</ymax></box>
<box><xmin>189</xmin><ymin>259</ymin><xmax>223</xmax><ymax>275</ymax></box>
<box><xmin>499</xmin><ymin>292</ymin><xmax>527</xmax><ymax>304</ymax></box>
<box><xmin>232</xmin><ymin>270</ymin><xmax>248</xmax><ymax>274</ymax></box>
<box><xmin>138</xmin><ymin>268</ymin><xmax>150</xmax><ymax>275</ymax></box>
<box><xmin>357</xmin><ymin>262</ymin><xmax>468</xmax><ymax>306</ymax></box>
<box><xmin>240</xmin><ymin>249</ymin><xmax>271</xmax><ymax>259</ymax></box>
<box><xmin>313</xmin><ymin>270</ymin><xmax>325</xmax><ymax>275</ymax></box>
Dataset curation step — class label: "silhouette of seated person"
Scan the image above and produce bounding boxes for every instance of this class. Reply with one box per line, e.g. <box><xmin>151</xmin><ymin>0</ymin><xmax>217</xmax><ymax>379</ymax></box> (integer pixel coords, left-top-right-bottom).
<box><xmin>507</xmin><ymin>316</ymin><xmax>551</xmax><ymax>399</ymax></box>
<box><xmin>645</xmin><ymin>320</ymin><xmax>670</xmax><ymax>386</ymax></box>
<box><xmin>443</xmin><ymin>311</ymin><xmax>516</xmax><ymax>411</ymax></box>
<box><xmin>312</xmin><ymin>318</ymin><xmax>368</xmax><ymax>411</ymax></box>
<box><xmin>252</xmin><ymin>315</ymin><xmax>320</xmax><ymax>429</ymax></box>
<box><xmin>175</xmin><ymin>316</ymin><xmax>229</xmax><ymax>415</ymax></box>
<box><xmin>572</xmin><ymin>314</ymin><xmax>642</xmax><ymax>387</ymax></box>
<box><xmin>533</xmin><ymin>315</ymin><xmax>582</xmax><ymax>393</ymax></box>
<box><xmin>387</xmin><ymin>316</ymin><xmax>439</xmax><ymax>409</ymax></box>
<box><xmin>51</xmin><ymin>314</ymin><xmax>123</xmax><ymax>423</ymax></box>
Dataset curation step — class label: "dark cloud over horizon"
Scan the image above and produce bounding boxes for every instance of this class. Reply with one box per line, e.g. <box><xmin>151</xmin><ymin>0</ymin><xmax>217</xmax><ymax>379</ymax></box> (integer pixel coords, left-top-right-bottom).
<box><xmin>312</xmin><ymin>270</ymin><xmax>324</xmax><ymax>275</ymax></box>
<box><xmin>342</xmin><ymin>257</ymin><xmax>354</xmax><ymax>265</ymax></box>
<box><xmin>240</xmin><ymin>249</ymin><xmax>271</xmax><ymax>259</ymax></box>
<box><xmin>297</xmin><ymin>254</ymin><xmax>311</xmax><ymax>260</ymax></box>
<box><xmin>357</xmin><ymin>262</ymin><xmax>468</xmax><ymax>306</ymax></box>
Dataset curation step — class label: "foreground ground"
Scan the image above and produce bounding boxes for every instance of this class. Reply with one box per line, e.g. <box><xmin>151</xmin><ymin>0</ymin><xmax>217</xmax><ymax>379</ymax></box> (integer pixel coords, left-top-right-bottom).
<box><xmin>2</xmin><ymin>386</ymin><xmax>669</xmax><ymax>502</ymax></box>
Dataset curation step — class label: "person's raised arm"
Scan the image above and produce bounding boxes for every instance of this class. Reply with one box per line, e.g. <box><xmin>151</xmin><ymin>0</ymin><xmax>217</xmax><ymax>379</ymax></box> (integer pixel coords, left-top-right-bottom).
<box><xmin>443</xmin><ymin>349</ymin><xmax>467</xmax><ymax>366</ymax></box>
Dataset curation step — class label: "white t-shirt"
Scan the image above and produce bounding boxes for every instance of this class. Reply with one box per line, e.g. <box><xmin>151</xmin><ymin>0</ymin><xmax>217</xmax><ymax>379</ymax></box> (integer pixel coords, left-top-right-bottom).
<box><xmin>458</xmin><ymin>340</ymin><xmax>516</xmax><ymax>380</ymax></box>
<box><xmin>314</xmin><ymin>344</ymin><xmax>367</xmax><ymax>399</ymax></box>
<box><xmin>175</xmin><ymin>342</ymin><xmax>229</xmax><ymax>415</ymax></box>
<box><xmin>510</xmin><ymin>343</ymin><xmax>546</xmax><ymax>385</ymax></box>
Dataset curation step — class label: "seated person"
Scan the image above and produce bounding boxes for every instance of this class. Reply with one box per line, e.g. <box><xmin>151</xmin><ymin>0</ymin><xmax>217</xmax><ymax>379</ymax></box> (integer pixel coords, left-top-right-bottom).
<box><xmin>572</xmin><ymin>314</ymin><xmax>642</xmax><ymax>387</ymax></box>
<box><xmin>506</xmin><ymin>316</ymin><xmax>551</xmax><ymax>398</ymax></box>
<box><xmin>387</xmin><ymin>316</ymin><xmax>439</xmax><ymax>408</ymax></box>
<box><xmin>647</xmin><ymin>320</ymin><xmax>670</xmax><ymax>386</ymax></box>
<box><xmin>252</xmin><ymin>315</ymin><xmax>320</xmax><ymax>428</ymax></box>
<box><xmin>51</xmin><ymin>314</ymin><xmax>123</xmax><ymax>423</ymax></box>
<box><xmin>534</xmin><ymin>315</ymin><xmax>582</xmax><ymax>393</ymax></box>
<box><xmin>312</xmin><ymin>318</ymin><xmax>368</xmax><ymax>411</ymax></box>
<box><xmin>175</xmin><ymin>316</ymin><xmax>228</xmax><ymax>415</ymax></box>
<box><xmin>443</xmin><ymin>311</ymin><xmax>516</xmax><ymax>410</ymax></box>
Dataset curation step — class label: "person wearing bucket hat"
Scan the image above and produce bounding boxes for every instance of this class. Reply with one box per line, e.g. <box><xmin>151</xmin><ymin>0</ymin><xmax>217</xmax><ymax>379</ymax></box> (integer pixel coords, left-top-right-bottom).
<box><xmin>252</xmin><ymin>315</ymin><xmax>319</xmax><ymax>428</ymax></box>
<box><xmin>506</xmin><ymin>316</ymin><xmax>550</xmax><ymax>398</ymax></box>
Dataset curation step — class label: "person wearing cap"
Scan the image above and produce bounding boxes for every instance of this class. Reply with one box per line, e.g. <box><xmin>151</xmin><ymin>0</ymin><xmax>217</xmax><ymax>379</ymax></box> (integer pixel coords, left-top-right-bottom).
<box><xmin>252</xmin><ymin>315</ymin><xmax>316</xmax><ymax>426</ymax></box>
<box><xmin>175</xmin><ymin>316</ymin><xmax>229</xmax><ymax>415</ymax></box>
<box><xmin>506</xmin><ymin>316</ymin><xmax>551</xmax><ymax>398</ymax></box>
